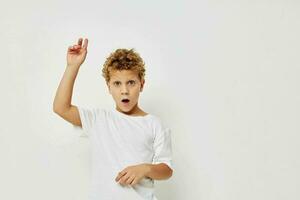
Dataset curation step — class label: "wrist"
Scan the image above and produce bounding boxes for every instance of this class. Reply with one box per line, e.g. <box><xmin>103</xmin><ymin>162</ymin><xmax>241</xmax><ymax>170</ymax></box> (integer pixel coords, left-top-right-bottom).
<box><xmin>143</xmin><ymin>163</ymin><xmax>153</xmax><ymax>178</ymax></box>
<box><xmin>67</xmin><ymin>64</ymin><xmax>81</xmax><ymax>69</ymax></box>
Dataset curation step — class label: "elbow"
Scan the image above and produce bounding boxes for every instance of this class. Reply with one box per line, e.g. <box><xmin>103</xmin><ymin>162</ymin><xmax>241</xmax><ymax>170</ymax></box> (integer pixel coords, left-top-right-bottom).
<box><xmin>53</xmin><ymin>106</ymin><xmax>58</xmax><ymax>113</ymax></box>
<box><xmin>53</xmin><ymin>104</ymin><xmax>70</xmax><ymax>114</ymax></box>
<box><xmin>168</xmin><ymin>168</ymin><xmax>173</xmax><ymax>179</ymax></box>
<box><xmin>53</xmin><ymin>105</ymin><xmax>61</xmax><ymax>114</ymax></box>
<box><xmin>53</xmin><ymin>106</ymin><xmax>65</xmax><ymax>115</ymax></box>
<box><xmin>52</xmin><ymin>101</ymin><xmax>59</xmax><ymax>113</ymax></box>
<box><xmin>161</xmin><ymin>163</ymin><xmax>173</xmax><ymax>179</ymax></box>
<box><xmin>163</xmin><ymin>164</ymin><xmax>173</xmax><ymax>179</ymax></box>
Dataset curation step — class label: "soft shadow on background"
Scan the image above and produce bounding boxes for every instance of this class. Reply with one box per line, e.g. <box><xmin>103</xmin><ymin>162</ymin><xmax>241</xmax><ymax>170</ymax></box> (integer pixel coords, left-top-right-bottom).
<box><xmin>1</xmin><ymin>0</ymin><xmax>299</xmax><ymax>200</ymax></box>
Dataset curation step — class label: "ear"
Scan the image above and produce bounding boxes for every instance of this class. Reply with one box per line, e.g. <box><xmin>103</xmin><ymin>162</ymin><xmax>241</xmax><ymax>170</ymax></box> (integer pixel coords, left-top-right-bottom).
<box><xmin>107</xmin><ymin>82</ymin><xmax>111</xmax><ymax>94</ymax></box>
<box><xmin>140</xmin><ymin>79</ymin><xmax>145</xmax><ymax>92</ymax></box>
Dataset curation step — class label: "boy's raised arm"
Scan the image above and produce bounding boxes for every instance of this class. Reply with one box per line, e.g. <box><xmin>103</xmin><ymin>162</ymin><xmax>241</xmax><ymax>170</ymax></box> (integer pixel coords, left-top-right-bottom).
<box><xmin>53</xmin><ymin>38</ymin><xmax>88</xmax><ymax>127</ymax></box>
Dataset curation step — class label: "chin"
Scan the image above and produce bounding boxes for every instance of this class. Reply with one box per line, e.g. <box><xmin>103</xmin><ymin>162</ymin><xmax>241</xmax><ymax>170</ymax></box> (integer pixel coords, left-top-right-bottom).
<box><xmin>117</xmin><ymin>102</ymin><xmax>137</xmax><ymax>113</ymax></box>
<box><xmin>118</xmin><ymin>106</ymin><xmax>133</xmax><ymax>113</ymax></box>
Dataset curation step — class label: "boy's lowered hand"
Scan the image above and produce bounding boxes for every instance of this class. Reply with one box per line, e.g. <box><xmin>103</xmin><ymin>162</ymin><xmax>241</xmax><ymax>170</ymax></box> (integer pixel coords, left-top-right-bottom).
<box><xmin>115</xmin><ymin>163</ymin><xmax>151</xmax><ymax>186</ymax></box>
<box><xmin>67</xmin><ymin>37</ymin><xmax>88</xmax><ymax>68</ymax></box>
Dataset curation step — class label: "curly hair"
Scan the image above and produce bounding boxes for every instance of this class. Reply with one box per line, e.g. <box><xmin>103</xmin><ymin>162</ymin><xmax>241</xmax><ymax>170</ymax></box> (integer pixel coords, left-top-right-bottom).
<box><xmin>102</xmin><ymin>48</ymin><xmax>146</xmax><ymax>83</ymax></box>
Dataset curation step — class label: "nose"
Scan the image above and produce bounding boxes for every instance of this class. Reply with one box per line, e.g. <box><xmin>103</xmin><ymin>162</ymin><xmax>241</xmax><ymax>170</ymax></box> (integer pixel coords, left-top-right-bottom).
<box><xmin>121</xmin><ymin>85</ymin><xmax>129</xmax><ymax>95</ymax></box>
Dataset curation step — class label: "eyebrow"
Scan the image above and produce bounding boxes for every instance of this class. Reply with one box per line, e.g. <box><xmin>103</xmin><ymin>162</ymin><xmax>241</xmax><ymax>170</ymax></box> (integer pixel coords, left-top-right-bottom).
<box><xmin>113</xmin><ymin>79</ymin><xmax>136</xmax><ymax>83</ymax></box>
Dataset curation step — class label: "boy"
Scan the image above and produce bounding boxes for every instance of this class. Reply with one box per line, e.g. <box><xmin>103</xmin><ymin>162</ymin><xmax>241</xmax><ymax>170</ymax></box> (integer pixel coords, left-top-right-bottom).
<box><xmin>53</xmin><ymin>38</ymin><xmax>173</xmax><ymax>200</ymax></box>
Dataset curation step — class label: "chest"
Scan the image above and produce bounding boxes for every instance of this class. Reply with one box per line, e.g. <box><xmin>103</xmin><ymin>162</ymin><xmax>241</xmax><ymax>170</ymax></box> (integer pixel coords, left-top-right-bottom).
<box><xmin>92</xmin><ymin>118</ymin><xmax>154</xmax><ymax>153</ymax></box>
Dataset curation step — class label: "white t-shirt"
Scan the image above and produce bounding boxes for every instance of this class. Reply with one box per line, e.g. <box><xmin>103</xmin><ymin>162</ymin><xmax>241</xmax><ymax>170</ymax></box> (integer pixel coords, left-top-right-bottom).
<box><xmin>73</xmin><ymin>106</ymin><xmax>173</xmax><ymax>200</ymax></box>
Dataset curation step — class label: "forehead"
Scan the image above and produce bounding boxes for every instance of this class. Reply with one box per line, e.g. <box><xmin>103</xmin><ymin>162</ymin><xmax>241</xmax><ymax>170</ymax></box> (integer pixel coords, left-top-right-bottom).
<box><xmin>110</xmin><ymin>69</ymin><xmax>139</xmax><ymax>81</ymax></box>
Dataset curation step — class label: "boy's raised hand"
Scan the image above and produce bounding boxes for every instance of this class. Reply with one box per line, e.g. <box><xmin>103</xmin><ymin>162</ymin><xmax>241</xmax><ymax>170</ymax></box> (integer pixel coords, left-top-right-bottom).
<box><xmin>67</xmin><ymin>38</ymin><xmax>88</xmax><ymax>67</ymax></box>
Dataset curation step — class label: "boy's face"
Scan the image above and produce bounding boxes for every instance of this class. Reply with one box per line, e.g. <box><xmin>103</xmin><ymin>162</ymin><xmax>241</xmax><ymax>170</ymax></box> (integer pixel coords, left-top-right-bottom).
<box><xmin>107</xmin><ymin>69</ymin><xmax>145</xmax><ymax>113</ymax></box>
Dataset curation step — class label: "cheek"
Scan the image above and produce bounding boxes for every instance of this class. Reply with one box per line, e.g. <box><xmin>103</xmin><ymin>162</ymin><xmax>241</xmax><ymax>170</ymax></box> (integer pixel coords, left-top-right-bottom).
<box><xmin>110</xmin><ymin>90</ymin><xmax>119</xmax><ymax>98</ymax></box>
<box><xmin>132</xmin><ymin>89</ymin><xmax>141</xmax><ymax>98</ymax></box>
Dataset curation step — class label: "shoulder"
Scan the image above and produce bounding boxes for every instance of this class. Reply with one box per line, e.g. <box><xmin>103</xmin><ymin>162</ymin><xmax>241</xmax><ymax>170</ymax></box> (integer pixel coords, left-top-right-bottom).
<box><xmin>77</xmin><ymin>106</ymin><xmax>107</xmax><ymax>120</ymax></box>
<box><xmin>147</xmin><ymin>113</ymin><xmax>169</xmax><ymax>131</ymax></box>
<box><xmin>97</xmin><ymin>107</ymin><xmax>111</xmax><ymax>119</ymax></box>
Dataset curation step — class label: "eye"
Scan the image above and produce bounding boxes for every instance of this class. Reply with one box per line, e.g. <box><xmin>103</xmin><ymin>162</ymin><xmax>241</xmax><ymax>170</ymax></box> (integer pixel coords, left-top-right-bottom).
<box><xmin>128</xmin><ymin>80</ymin><xmax>135</xmax><ymax>85</ymax></box>
<box><xmin>114</xmin><ymin>82</ymin><xmax>121</xmax><ymax>86</ymax></box>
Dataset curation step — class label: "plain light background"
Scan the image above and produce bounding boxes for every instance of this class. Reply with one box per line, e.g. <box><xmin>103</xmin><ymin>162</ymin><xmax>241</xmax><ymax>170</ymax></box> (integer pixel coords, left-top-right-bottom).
<box><xmin>1</xmin><ymin>0</ymin><xmax>299</xmax><ymax>199</ymax></box>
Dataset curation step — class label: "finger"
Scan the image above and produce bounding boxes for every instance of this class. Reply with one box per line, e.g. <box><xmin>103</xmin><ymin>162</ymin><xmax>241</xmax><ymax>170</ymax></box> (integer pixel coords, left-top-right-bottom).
<box><xmin>115</xmin><ymin>171</ymin><xmax>126</xmax><ymax>182</ymax></box>
<box><xmin>120</xmin><ymin>175</ymin><xmax>130</xmax><ymax>185</ymax></box>
<box><xmin>68</xmin><ymin>46</ymin><xmax>77</xmax><ymax>51</ymax></box>
<box><xmin>82</xmin><ymin>38</ymin><xmax>88</xmax><ymax>49</ymax></box>
<box><xmin>131</xmin><ymin>178</ymin><xmax>138</xmax><ymax>186</ymax></box>
<box><xmin>127</xmin><ymin>177</ymin><xmax>135</xmax><ymax>185</ymax></box>
<box><xmin>71</xmin><ymin>45</ymin><xmax>81</xmax><ymax>51</ymax></box>
<box><xmin>78</xmin><ymin>38</ymin><xmax>83</xmax><ymax>46</ymax></box>
<box><xmin>73</xmin><ymin>44</ymin><xmax>80</xmax><ymax>48</ymax></box>
<box><xmin>115</xmin><ymin>174</ymin><xmax>121</xmax><ymax>182</ymax></box>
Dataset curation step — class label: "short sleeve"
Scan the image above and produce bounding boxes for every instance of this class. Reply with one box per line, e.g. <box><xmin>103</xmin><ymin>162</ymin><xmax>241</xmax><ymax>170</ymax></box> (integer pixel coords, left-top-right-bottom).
<box><xmin>72</xmin><ymin>106</ymin><xmax>99</xmax><ymax>137</ymax></box>
<box><xmin>152</xmin><ymin>127</ymin><xmax>173</xmax><ymax>170</ymax></box>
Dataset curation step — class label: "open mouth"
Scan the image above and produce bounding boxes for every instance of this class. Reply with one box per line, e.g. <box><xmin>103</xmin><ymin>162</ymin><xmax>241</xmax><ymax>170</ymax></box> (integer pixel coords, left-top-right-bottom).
<box><xmin>121</xmin><ymin>98</ymin><xmax>130</xmax><ymax>103</ymax></box>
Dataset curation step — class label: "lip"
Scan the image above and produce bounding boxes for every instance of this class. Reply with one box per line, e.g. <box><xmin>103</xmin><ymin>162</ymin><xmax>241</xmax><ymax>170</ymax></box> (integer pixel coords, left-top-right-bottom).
<box><xmin>121</xmin><ymin>98</ymin><xmax>130</xmax><ymax>105</ymax></box>
<box><xmin>121</xmin><ymin>102</ymin><xmax>130</xmax><ymax>107</ymax></box>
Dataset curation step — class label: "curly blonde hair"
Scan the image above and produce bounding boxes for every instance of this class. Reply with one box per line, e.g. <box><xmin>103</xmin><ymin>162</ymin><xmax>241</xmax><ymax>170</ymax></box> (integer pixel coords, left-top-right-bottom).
<box><xmin>102</xmin><ymin>48</ymin><xmax>146</xmax><ymax>83</ymax></box>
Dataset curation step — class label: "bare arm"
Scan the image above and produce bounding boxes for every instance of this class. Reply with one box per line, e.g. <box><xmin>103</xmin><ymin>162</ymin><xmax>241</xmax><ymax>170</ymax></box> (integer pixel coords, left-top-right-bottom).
<box><xmin>53</xmin><ymin>38</ymin><xmax>89</xmax><ymax>127</ymax></box>
<box><xmin>144</xmin><ymin>163</ymin><xmax>173</xmax><ymax>180</ymax></box>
